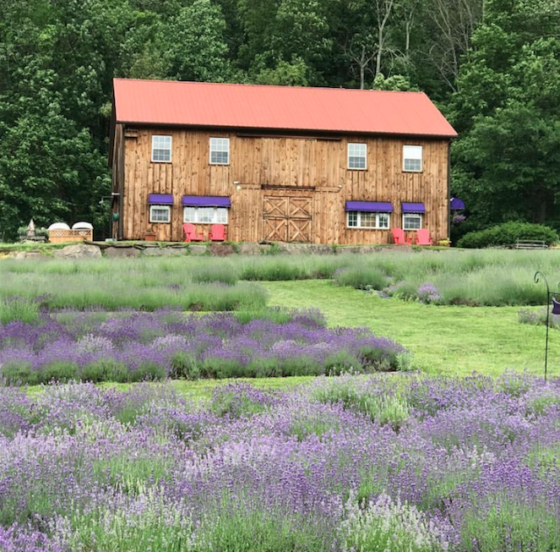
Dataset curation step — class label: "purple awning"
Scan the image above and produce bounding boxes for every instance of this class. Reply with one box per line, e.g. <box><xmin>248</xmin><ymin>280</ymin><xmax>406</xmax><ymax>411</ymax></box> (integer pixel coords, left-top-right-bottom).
<box><xmin>345</xmin><ymin>201</ymin><xmax>393</xmax><ymax>213</ymax></box>
<box><xmin>148</xmin><ymin>193</ymin><xmax>173</xmax><ymax>205</ymax></box>
<box><xmin>450</xmin><ymin>197</ymin><xmax>465</xmax><ymax>210</ymax></box>
<box><xmin>182</xmin><ymin>196</ymin><xmax>231</xmax><ymax>207</ymax></box>
<box><xmin>402</xmin><ymin>202</ymin><xmax>425</xmax><ymax>213</ymax></box>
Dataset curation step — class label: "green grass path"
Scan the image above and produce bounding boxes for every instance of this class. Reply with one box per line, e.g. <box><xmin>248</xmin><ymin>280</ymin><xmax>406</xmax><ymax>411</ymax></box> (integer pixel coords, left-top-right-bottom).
<box><xmin>263</xmin><ymin>280</ymin><xmax>559</xmax><ymax>377</ymax></box>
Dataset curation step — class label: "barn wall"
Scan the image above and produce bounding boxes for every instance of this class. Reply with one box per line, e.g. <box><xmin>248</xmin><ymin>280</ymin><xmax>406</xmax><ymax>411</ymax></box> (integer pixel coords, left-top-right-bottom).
<box><xmin>119</xmin><ymin>128</ymin><xmax>450</xmax><ymax>244</ymax></box>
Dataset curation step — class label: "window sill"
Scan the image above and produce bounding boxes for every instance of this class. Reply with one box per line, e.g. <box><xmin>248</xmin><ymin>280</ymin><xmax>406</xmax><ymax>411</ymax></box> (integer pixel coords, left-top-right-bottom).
<box><xmin>347</xmin><ymin>226</ymin><xmax>390</xmax><ymax>230</ymax></box>
<box><xmin>347</xmin><ymin>167</ymin><xmax>367</xmax><ymax>171</ymax></box>
<box><xmin>402</xmin><ymin>170</ymin><xmax>423</xmax><ymax>173</ymax></box>
<box><xmin>150</xmin><ymin>161</ymin><xmax>173</xmax><ymax>165</ymax></box>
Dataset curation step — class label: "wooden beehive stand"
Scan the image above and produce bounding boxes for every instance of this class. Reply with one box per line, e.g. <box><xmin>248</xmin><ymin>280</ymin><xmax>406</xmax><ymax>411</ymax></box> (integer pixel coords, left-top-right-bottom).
<box><xmin>48</xmin><ymin>229</ymin><xmax>93</xmax><ymax>244</ymax></box>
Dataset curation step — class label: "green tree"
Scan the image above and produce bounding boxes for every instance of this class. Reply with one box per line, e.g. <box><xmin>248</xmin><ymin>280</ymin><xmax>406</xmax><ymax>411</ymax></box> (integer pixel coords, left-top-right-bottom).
<box><xmin>167</xmin><ymin>0</ymin><xmax>230</xmax><ymax>82</ymax></box>
<box><xmin>450</xmin><ymin>0</ymin><xmax>560</xmax><ymax>226</ymax></box>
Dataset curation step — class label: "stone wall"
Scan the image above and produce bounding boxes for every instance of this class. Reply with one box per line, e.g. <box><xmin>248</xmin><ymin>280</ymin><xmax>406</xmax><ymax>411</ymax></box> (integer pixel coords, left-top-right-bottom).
<box><xmin>7</xmin><ymin>241</ymin><xmax>416</xmax><ymax>260</ymax></box>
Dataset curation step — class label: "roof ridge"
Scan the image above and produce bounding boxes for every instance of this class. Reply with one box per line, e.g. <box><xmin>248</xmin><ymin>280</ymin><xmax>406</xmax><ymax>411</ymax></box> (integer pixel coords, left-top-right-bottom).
<box><xmin>113</xmin><ymin>77</ymin><xmax>427</xmax><ymax>96</ymax></box>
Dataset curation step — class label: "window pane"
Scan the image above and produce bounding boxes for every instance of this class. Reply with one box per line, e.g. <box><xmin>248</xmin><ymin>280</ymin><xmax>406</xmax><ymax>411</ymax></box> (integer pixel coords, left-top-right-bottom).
<box><xmin>152</xmin><ymin>136</ymin><xmax>172</xmax><ymax>162</ymax></box>
<box><xmin>211</xmin><ymin>151</ymin><xmax>229</xmax><ymax>164</ymax></box>
<box><xmin>377</xmin><ymin>213</ymin><xmax>390</xmax><ymax>228</ymax></box>
<box><xmin>403</xmin><ymin>145</ymin><xmax>422</xmax><ymax>171</ymax></box>
<box><xmin>404</xmin><ymin>158</ymin><xmax>422</xmax><ymax>172</ymax></box>
<box><xmin>360</xmin><ymin>212</ymin><xmax>377</xmax><ymax>228</ymax></box>
<box><xmin>348</xmin><ymin>143</ymin><xmax>367</xmax><ymax>169</ymax></box>
<box><xmin>184</xmin><ymin>207</ymin><xmax>196</xmax><ymax>223</ymax></box>
<box><xmin>347</xmin><ymin>211</ymin><xmax>358</xmax><ymax>227</ymax></box>
<box><xmin>403</xmin><ymin>214</ymin><xmax>422</xmax><ymax>230</ymax></box>
<box><xmin>197</xmin><ymin>207</ymin><xmax>213</xmax><ymax>223</ymax></box>
<box><xmin>150</xmin><ymin>206</ymin><xmax>170</xmax><ymax>223</ymax></box>
<box><xmin>215</xmin><ymin>208</ymin><xmax>228</xmax><ymax>224</ymax></box>
<box><xmin>210</xmin><ymin>137</ymin><xmax>230</xmax><ymax>164</ymax></box>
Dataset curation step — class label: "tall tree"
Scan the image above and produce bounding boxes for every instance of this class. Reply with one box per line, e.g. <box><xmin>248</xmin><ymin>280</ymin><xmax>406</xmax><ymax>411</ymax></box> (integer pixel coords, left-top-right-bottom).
<box><xmin>168</xmin><ymin>0</ymin><xmax>230</xmax><ymax>82</ymax></box>
<box><xmin>450</xmin><ymin>0</ymin><xmax>560</xmax><ymax>226</ymax></box>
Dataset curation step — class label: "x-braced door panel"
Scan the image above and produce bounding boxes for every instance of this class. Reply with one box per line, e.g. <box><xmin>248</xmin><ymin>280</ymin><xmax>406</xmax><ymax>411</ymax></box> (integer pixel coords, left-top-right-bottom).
<box><xmin>263</xmin><ymin>218</ymin><xmax>288</xmax><ymax>241</ymax></box>
<box><xmin>263</xmin><ymin>195</ymin><xmax>313</xmax><ymax>242</ymax></box>
<box><xmin>288</xmin><ymin>218</ymin><xmax>312</xmax><ymax>242</ymax></box>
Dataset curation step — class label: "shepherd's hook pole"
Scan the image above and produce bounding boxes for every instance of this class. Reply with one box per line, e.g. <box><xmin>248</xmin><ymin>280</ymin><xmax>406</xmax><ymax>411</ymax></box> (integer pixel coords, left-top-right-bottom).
<box><xmin>534</xmin><ymin>271</ymin><xmax>550</xmax><ymax>382</ymax></box>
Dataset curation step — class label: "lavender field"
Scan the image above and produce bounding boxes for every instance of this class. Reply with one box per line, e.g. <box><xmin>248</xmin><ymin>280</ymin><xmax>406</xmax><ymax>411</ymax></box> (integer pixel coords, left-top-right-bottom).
<box><xmin>1</xmin><ymin>374</ymin><xmax>560</xmax><ymax>551</ymax></box>
<box><xmin>0</xmin><ymin>309</ymin><xmax>407</xmax><ymax>384</ymax></box>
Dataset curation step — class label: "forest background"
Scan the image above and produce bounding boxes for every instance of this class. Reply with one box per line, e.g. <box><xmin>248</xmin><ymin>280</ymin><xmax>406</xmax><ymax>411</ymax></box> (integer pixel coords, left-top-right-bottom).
<box><xmin>0</xmin><ymin>0</ymin><xmax>558</xmax><ymax>240</ymax></box>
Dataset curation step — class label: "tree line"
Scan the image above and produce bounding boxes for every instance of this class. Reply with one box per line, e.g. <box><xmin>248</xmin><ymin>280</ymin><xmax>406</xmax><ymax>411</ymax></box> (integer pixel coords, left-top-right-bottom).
<box><xmin>0</xmin><ymin>0</ymin><xmax>558</xmax><ymax>240</ymax></box>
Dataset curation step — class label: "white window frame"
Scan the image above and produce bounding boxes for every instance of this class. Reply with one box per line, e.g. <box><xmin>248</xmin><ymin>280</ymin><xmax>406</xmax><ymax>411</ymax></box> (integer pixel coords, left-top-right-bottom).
<box><xmin>183</xmin><ymin>206</ymin><xmax>229</xmax><ymax>224</ymax></box>
<box><xmin>403</xmin><ymin>145</ymin><xmax>423</xmax><ymax>172</ymax></box>
<box><xmin>149</xmin><ymin>205</ymin><xmax>171</xmax><ymax>223</ymax></box>
<box><xmin>209</xmin><ymin>137</ymin><xmax>230</xmax><ymax>165</ymax></box>
<box><xmin>403</xmin><ymin>213</ymin><xmax>423</xmax><ymax>230</ymax></box>
<box><xmin>347</xmin><ymin>143</ymin><xmax>367</xmax><ymax>170</ymax></box>
<box><xmin>346</xmin><ymin>211</ymin><xmax>390</xmax><ymax>229</ymax></box>
<box><xmin>151</xmin><ymin>135</ymin><xmax>172</xmax><ymax>163</ymax></box>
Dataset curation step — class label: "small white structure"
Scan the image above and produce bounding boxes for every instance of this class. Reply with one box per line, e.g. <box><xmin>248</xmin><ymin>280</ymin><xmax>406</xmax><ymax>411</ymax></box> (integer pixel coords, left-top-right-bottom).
<box><xmin>48</xmin><ymin>222</ymin><xmax>71</xmax><ymax>230</ymax></box>
<box><xmin>72</xmin><ymin>222</ymin><xmax>94</xmax><ymax>230</ymax></box>
<box><xmin>48</xmin><ymin>222</ymin><xmax>93</xmax><ymax>243</ymax></box>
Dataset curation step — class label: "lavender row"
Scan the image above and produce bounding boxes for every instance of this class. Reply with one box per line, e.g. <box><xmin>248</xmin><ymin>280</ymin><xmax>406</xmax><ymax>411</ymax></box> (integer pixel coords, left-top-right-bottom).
<box><xmin>0</xmin><ymin>310</ymin><xmax>408</xmax><ymax>384</ymax></box>
<box><xmin>1</xmin><ymin>373</ymin><xmax>560</xmax><ymax>550</ymax></box>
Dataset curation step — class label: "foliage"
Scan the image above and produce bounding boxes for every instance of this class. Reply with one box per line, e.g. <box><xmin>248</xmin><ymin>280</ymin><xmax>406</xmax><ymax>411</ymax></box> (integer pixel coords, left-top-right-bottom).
<box><xmin>1</xmin><ymin>374</ymin><xmax>560</xmax><ymax>550</ymax></box>
<box><xmin>450</xmin><ymin>0</ymin><xmax>560</xmax><ymax>229</ymax></box>
<box><xmin>457</xmin><ymin>222</ymin><xmax>558</xmax><ymax>248</ymax></box>
<box><xmin>0</xmin><ymin>309</ymin><xmax>407</xmax><ymax>384</ymax></box>
<box><xmin>6</xmin><ymin>0</ymin><xmax>559</xmax><ymax>239</ymax></box>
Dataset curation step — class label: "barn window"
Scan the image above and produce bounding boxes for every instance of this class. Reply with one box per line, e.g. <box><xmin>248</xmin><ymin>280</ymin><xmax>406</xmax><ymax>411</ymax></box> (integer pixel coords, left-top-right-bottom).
<box><xmin>347</xmin><ymin>211</ymin><xmax>390</xmax><ymax>229</ymax></box>
<box><xmin>149</xmin><ymin>205</ymin><xmax>171</xmax><ymax>223</ymax></box>
<box><xmin>184</xmin><ymin>207</ymin><xmax>229</xmax><ymax>224</ymax></box>
<box><xmin>403</xmin><ymin>213</ymin><xmax>422</xmax><ymax>230</ymax></box>
<box><xmin>347</xmin><ymin>143</ymin><xmax>367</xmax><ymax>170</ymax></box>
<box><xmin>210</xmin><ymin>137</ymin><xmax>230</xmax><ymax>165</ymax></box>
<box><xmin>403</xmin><ymin>145</ymin><xmax>423</xmax><ymax>172</ymax></box>
<box><xmin>151</xmin><ymin>136</ymin><xmax>172</xmax><ymax>162</ymax></box>
<box><xmin>345</xmin><ymin>201</ymin><xmax>392</xmax><ymax>229</ymax></box>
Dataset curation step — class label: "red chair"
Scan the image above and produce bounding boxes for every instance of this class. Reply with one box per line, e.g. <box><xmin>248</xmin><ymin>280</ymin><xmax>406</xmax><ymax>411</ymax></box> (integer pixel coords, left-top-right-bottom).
<box><xmin>392</xmin><ymin>228</ymin><xmax>412</xmax><ymax>245</ymax></box>
<box><xmin>416</xmin><ymin>228</ymin><xmax>433</xmax><ymax>246</ymax></box>
<box><xmin>183</xmin><ymin>223</ymin><xmax>204</xmax><ymax>243</ymax></box>
<box><xmin>209</xmin><ymin>224</ymin><xmax>226</xmax><ymax>242</ymax></box>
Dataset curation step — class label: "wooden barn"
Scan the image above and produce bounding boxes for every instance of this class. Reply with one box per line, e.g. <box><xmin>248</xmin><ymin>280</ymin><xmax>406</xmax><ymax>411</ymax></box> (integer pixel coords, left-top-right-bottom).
<box><xmin>110</xmin><ymin>78</ymin><xmax>457</xmax><ymax>244</ymax></box>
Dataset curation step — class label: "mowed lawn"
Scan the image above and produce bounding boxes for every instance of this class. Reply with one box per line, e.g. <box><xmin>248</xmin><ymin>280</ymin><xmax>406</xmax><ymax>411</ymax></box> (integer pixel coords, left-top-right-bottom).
<box><xmin>264</xmin><ymin>280</ymin><xmax>559</xmax><ymax>377</ymax></box>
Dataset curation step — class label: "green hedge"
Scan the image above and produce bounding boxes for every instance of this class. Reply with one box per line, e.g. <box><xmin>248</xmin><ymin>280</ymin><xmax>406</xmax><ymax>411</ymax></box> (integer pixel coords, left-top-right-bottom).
<box><xmin>457</xmin><ymin>222</ymin><xmax>559</xmax><ymax>249</ymax></box>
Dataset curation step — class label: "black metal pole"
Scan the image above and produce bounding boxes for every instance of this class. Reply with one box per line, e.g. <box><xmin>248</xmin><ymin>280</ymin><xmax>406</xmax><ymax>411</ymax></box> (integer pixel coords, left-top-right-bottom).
<box><xmin>534</xmin><ymin>271</ymin><xmax>550</xmax><ymax>382</ymax></box>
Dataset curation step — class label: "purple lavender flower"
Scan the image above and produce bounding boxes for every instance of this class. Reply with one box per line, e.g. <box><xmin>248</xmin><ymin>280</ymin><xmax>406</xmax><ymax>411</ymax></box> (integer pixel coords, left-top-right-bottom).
<box><xmin>417</xmin><ymin>282</ymin><xmax>441</xmax><ymax>304</ymax></box>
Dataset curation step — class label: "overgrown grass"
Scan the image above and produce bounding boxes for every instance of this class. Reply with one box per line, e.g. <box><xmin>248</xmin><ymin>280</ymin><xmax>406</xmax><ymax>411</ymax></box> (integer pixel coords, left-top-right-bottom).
<box><xmin>264</xmin><ymin>280</ymin><xmax>560</xmax><ymax>376</ymax></box>
<box><xmin>3</xmin><ymin>249</ymin><xmax>559</xmax><ymax>309</ymax></box>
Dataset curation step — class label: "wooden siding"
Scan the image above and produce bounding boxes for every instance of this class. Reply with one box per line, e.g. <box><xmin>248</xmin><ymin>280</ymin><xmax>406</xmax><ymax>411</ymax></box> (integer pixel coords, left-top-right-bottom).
<box><xmin>116</xmin><ymin>128</ymin><xmax>450</xmax><ymax>244</ymax></box>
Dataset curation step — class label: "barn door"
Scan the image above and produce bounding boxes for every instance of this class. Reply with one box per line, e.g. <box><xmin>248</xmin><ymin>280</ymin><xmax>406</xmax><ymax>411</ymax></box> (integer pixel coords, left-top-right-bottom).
<box><xmin>263</xmin><ymin>196</ymin><xmax>312</xmax><ymax>242</ymax></box>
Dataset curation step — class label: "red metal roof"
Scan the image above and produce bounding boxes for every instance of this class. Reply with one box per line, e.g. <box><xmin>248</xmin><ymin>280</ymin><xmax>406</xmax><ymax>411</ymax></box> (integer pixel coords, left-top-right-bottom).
<box><xmin>113</xmin><ymin>78</ymin><xmax>457</xmax><ymax>138</ymax></box>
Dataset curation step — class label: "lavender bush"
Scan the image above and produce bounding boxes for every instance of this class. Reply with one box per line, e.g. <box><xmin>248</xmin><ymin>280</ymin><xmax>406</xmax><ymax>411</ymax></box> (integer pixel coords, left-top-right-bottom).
<box><xmin>0</xmin><ymin>374</ymin><xmax>559</xmax><ymax>550</ymax></box>
<box><xmin>0</xmin><ymin>310</ymin><xmax>407</xmax><ymax>384</ymax></box>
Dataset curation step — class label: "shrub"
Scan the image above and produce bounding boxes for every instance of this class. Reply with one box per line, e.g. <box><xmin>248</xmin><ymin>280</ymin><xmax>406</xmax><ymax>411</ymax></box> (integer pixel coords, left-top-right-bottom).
<box><xmin>0</xmin><ymin>298</ymin><xmax>39</xmax><ymax>324</ymax></box>
<box><xmin>333</xmin><ymin>266</ymin><xmax>387</xmax><ymax>290</ymax></box>
<box><xmin>457</xmin><ymin>222</ymin><xmax>558</xmax><ymax>249</ymax></box>
<box><xmin>191</xmin><ymin>264</ymin><xmax>239</xmax><ymax>285</ymax></box>
<box><xmin>341</xmin><ymin>494</ymin><xmax>451</xmax><ymax>552</ymax></box>
<box><xmin>79</xmin><ymin>360</ymin><xmax>129</xmax><ymax>383</ymax></box>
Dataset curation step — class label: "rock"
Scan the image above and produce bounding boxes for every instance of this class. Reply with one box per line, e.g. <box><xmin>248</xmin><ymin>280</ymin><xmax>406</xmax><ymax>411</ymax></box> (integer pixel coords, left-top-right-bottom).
<box><xmin>8</xmin><ymin>251</ymin><xmax>47</xmax><ymax>260</ymax></box>
<box><xmin>276</xmin><ymin>243</ymin><xmax>335</xmax><ymax>255</ymax></box>
<box><xmin>53</xmin><ymin>244</ymin><xmax>102</xmax><ymax>259</ymax></box>
<box><xmin>237</xmin><ymin>242</ymin><xmax>263</xmax><ymax>256</ymax></box>
<box><xmin>143</xmin><ymin>247</ymin><xmax>188</xmax><ymax>257</ymax></box>
<box><xmin>189</xmin><ymin>245</ymin><xmax>208</xmax><ymax>255</ymax></box>
<box><xmin>209</xmin><ymin>243</ymin><xmax>236</xmax><ymax>256</ymax></box>
<box><xmin>104</xmin><ymin>246</ymin><xmax>141</xmax><ymax>258</ymax></box>
<box><xmin>336</xmin><ymin>245</ymin><xmax>383</xmax><ymax>255</ymax></box>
